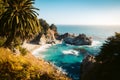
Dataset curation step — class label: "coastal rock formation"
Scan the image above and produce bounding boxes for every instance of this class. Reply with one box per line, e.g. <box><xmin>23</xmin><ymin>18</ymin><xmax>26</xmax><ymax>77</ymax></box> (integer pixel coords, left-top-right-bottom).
<box><xmin>57</xmin><ymin>33</ymin><xmax>75</xmax><ymax>40</ymax></box>
<box><xmin>30</xmin><ymin>29</ymin><xmax>57</xmax><ymax>44</ymax></box>
<box><xmin>39</xmin><ymin>34</ymin><xmax>47</xmax><ymax>45</ymax></box>
<box><xmin>80</xmin><ymin>54</ymin><xmax>120</xmax><ymax>80</ymax></box>
<box><xmin>50</xmin><ymin>24</ymin><xmax>59</xmax><ymax>38</ymax></box>
<box><xmin>46</xmin><ymin>29</ymin><xmax>56</xmax><ymax>44</ymax></box>
<box><xmin>30</xmin><ymin>19</ymin><xmax>92</xmax><ymax>46</ymax></box>
<box><xmin>80</xmin><ymin>55</ymin><xmax>96</xmax><ymax>80</ymax></box>
<box><xmin>58</xmin><ymin>33</ymin><xmax>92</xmax><ymax>45</ymax></box>
<box><xmin>30</xmin><ymin>19</ymin><xmax>58</xmax><ymax>44</ymax></box>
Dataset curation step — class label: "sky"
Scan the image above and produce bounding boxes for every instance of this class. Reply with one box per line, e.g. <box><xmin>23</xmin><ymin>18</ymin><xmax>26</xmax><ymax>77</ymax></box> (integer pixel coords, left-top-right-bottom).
<box><xmin>34</xmin><ymin>0</ymin><xmax>120</xmax><ymax>26</ymax></box>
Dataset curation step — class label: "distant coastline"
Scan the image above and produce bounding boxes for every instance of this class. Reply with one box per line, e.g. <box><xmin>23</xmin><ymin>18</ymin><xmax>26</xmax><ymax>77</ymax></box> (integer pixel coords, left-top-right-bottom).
<box><xmin>57</xmin><ymin>25</ymin><xmax>120</xmax><ymax>40</ymax></box>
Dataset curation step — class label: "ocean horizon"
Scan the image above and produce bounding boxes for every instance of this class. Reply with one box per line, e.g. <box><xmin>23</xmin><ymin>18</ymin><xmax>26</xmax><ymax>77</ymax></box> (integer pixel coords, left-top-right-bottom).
<box><xmin>57</xmin><ymin>25</ymin><xmax>120</xmax><ymax>41</ymax></box>
<box><xmin>34</xmin><ymin>25</ymin><xmax>120</xmax><ymax>80</ymax></box>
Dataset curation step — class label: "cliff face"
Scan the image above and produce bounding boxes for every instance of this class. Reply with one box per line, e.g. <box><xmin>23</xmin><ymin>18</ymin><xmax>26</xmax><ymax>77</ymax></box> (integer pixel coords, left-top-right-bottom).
<box><xmin>30</xmin><ymin>19</ymin><xmax>58</xmax><ymax>45</ymax></box>
<box><xmin>80</xmin><ymin>55</ymin><xmax>120</xmax><ymax>80</ymax></box>
<box><xmin>39</xmin><ymin>34</ymin><xmax>46</xmax><ymax>45</ymax></box>
<box><xmin>80</xmin><ymin>55</ymin><xmax>96</xmax><ymax>80</ymax></box>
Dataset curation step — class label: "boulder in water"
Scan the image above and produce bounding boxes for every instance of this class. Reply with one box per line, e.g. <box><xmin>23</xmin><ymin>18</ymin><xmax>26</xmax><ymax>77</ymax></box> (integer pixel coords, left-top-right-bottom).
<box><xmin>58</xmin><ymin>33</ymin><xmax>92</xmax><ymax>46</ymax></box>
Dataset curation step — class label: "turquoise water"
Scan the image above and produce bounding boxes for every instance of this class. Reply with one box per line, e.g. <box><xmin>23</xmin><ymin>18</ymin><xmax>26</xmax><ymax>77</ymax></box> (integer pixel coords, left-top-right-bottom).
<box><xmin>36</xmin><ymin>25</ymin><xmax>120</xmax><ymax>80</ymax></box>
<box><xmin>41</xmin><ymin>41</ymin><xmax>102</xmax><ymax>80</ymax></box>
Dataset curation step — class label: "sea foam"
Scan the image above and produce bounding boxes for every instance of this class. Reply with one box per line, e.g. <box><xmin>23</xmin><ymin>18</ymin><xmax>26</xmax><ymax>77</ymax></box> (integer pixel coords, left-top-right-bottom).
<box><xmin>62</xmin><ymin>49</ymin><xmax>79</xmax><ymax>56</ymax></box>
<box><xmin>32</xmin><ymin>44</ymin><xmax>51</xmax><ymax>58</ymax></box>
<box><xmin>91</xmin><ymin>40</ymin><xmax>102</xmax><ymax>47</ymax></box>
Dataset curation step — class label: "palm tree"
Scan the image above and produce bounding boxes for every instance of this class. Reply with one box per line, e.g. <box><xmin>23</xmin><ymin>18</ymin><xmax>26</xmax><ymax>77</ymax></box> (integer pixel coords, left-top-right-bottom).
<box><xmin>0</xmin><ymin>0</ymin><xmax>41</xmax><ymax>48</ymax></box>
<box><xmin>0</xmin><ymin>0</ymin><xmax>8</xmax><ymax>13</ymax></box>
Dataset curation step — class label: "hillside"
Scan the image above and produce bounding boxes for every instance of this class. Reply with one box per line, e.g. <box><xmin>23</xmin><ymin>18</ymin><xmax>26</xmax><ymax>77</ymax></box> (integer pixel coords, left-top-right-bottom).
<box><xmin>0</xmin><ymin>48</ymin><xmax>71</xmax><ymax>80</ymax></box>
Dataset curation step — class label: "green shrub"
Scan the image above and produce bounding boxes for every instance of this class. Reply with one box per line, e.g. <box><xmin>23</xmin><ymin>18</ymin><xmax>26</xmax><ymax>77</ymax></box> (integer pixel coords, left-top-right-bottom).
<box><xmin>0</xmin><ymin>37</ymin><xmax>6</xmax><ymax>46</ymax></box>
<box><xmin>19</xmin><ymin>47</ymin><xmax>28</xmax><ymax>56</ymax></box>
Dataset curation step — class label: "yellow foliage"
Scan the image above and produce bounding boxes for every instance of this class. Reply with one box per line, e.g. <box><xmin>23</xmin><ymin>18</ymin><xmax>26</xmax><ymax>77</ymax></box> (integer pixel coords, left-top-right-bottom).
<box><xmin>0</xmin><ymin>48</ymin><xmax>71</xmax><ymax>80</ymax></box>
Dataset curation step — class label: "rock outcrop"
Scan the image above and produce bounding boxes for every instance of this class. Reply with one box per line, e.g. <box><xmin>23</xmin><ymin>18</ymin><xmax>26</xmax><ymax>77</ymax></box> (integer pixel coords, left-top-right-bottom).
<box><xmin>58</xmin><ymin>33</ymin><xmax>92</xmax><ymax>46</ymax></box>
<box><xmin>30</xmin><ymin>19</ymin><xmax>58</xmax><ymax>45</ymax></box>
<box><xmin>39</xmin><ymin>34</ymin><xmax>47</xmax><ymax>45</ymax></box>
<box><xmin>80</xmin><ymin>55</ymin><xmax>96</xmax><ymax>80</ymax></box>
<box><xmin>46</xmin><ymin>29</ymin><xmax>56</xmax><ymax>44</ymax></box>
<box><xmin>80</xmin><ymin>54</ymin><xmax>120</xmax><ymax>80</ymax></box>
<box><xmin>50</xmin><ymin>24</ymin><xmax>58</xmax><ymax>38</ymax></box>
<box><xmin>30</xmin><ymin>29</ymin><xmax>57</xmax><ymax>45</ymax></box>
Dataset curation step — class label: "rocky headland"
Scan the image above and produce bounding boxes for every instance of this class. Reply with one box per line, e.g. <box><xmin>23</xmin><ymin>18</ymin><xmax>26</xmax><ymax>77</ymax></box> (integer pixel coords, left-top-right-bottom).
<box><xmin>57</xmin><ymin>33</ymin><xmax>92</xmax><ymax>46</ymax></box>
<box><xmin>29</xmin><ymin>19</ymin><xmax>58</xmax><ymax>45</ymax></box>
<box><xmin>29</xmin><ymin>19</ymin><xmax>92</xmax><ymax>47</ymax></box>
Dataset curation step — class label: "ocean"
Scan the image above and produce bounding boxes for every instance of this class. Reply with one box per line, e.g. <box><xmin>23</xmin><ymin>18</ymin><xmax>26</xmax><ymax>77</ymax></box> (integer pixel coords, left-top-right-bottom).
<box><xmin>34</xmin><ymin>25</ymin><xmax>120</xmax><ymax>80</ymax></box>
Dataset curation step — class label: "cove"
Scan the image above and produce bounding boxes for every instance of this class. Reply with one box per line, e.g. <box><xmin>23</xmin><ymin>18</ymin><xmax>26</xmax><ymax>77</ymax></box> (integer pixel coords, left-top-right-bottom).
<box><xmin>34</xmin><ymin>40</ymin><xmax>102</xmax><ymax>80</ymax></box>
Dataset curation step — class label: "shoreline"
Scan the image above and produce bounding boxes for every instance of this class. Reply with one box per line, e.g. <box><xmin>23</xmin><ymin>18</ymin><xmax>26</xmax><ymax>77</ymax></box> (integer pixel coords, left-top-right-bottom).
<box><xmin>22</xmin><ymin>42</ymin><xmax>52</xmax><ymax>52</ymax></box>
<box><xmin>22</xmin><ymin>41</ymin><xmax>68</xmax><ymax>75</ymax></box>
<box><xmin>32</xmin><ymin>44</ymin><xmax>52</xmax><ymax>58</ymax></box>
<box><xmin>22</xmin><ymin>40</ymin><xmax>62</xmax><ymax>57</ymax></box>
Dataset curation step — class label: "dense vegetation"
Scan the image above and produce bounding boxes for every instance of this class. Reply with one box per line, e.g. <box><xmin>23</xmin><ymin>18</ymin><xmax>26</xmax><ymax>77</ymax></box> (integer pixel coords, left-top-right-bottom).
<box><xmin>39</xmin><ymin>19</ymin><xmax>50</xmax><ymax>35</ymax></box>
<box><xmin>0</xmin><ymin>0</ymin><xmax>6</xmax><ymax>15</ymax></box>
<box><xmin>96</xmin><ymin>32</ymin><xmax>120</xmax><ymax>63</ymax></box>
<box><xmin>81</xmin><ymin>33</ymin><xmax>120</xmax><ymax>80</ymax></box>
<box><xmin>0</xmin><ymin>0</ymin><xmax>40</xmax><ymax>48</ymax></box>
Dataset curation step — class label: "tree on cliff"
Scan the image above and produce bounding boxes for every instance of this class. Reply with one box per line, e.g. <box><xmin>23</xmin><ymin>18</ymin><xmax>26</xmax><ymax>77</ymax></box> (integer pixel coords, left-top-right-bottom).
<box><xmin>0</xmin><ymin>0</ymin><xmax>41</xmax><ymax>48</ymax></box>
<box><xmin>50</xmin><ymin>24</ymin><xmax>58</xmax><ymax>38</ymax></box>
<box><xmin>50</xmin><ymin>24</ymin><xmax>57</xmax><ymax>32</ymax></box>
<box><xmin>96</xmin><ymin>32</ymin><xmax>120</xmax><ymax>63</ymax></box>
<box><xmin>39</xmin><ymin>19</ymin><xmax>49</xmax><ymax>35</ymax></box>
<box><xmin>94</xmin><ymin>32</ymin><xmax>120</xmax><ymax>80</ymax></box>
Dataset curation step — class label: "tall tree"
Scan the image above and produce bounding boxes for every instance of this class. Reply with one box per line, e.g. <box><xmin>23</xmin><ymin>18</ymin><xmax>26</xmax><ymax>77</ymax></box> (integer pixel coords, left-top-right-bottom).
<box><xmin>0</xmin><ymin>0</ymin><xmax>41</xmax><ymax>48</ymax></box>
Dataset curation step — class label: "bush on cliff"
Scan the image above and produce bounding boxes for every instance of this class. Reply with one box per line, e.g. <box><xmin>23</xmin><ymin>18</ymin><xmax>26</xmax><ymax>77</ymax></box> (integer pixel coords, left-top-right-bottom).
<box><xmin>39</xmin><ymin>19</ymin><xmax>50</xmax><ymax>35</ymax></box>
<box><xmin>96</xmin><ymin>32</ymin><xmax>120</xmax><ymax>63</ymax></box>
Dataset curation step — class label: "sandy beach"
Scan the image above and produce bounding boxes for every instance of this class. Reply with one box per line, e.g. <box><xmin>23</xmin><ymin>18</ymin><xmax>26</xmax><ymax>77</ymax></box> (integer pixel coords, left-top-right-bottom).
<box><xmin>22</xmin><ymin>42</ymin><xmax>51</xmax><ymax>52</ymax></box>
<box><xmin>22</xmin><ymin>42</ymin><xmax>41</xmax><ymax>52</ymax></box>
<box><xmin>22</xmin><ymin>40</ymin><xmax>62</xmax><ymax>57</ymax></box>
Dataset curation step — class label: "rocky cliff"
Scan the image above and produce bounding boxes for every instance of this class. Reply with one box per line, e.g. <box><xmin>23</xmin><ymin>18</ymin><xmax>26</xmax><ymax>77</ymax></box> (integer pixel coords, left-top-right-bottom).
<box><xmin>80</xmin><ymin>54</ymin><xmax>120</xmax><ymax>80</ymax></box>
<box><xmin>30</xmin><ymin>19</ymin><xmax>58</xmax><ymax>45</ymax></box>
<box><xmin>80</xmin><ymin>55</ymin><xmax>96</xmax><ymax>80</ymax></box>
<box><xmin>30</xmin><ymin>19</ymin><xmax>92</xmax><ymax>46</ymax></box>
<box><xmin>80</xmin><ymin>33</ymin><xmax>120</xmax><ymax>80</ymax></box>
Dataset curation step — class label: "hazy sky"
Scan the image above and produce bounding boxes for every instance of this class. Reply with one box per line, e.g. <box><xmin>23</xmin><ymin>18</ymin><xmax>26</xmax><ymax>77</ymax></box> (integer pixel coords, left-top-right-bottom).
<box><xmin>34</xmin><ymin>0</ymin><xmax>120</xmax><ymax>25</ymax></box>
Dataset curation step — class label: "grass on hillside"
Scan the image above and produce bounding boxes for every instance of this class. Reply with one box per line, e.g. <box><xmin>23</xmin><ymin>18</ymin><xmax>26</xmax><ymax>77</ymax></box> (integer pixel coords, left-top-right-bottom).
<box><xmin>0</xmin><ymin>48</ymin><xmax>70</xmax><ymax>80</ymax></box>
